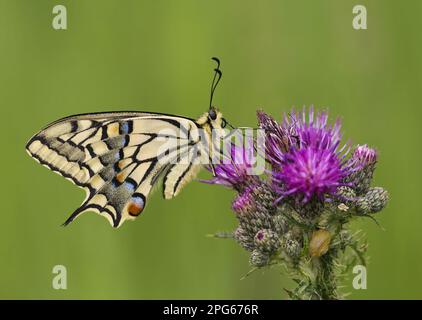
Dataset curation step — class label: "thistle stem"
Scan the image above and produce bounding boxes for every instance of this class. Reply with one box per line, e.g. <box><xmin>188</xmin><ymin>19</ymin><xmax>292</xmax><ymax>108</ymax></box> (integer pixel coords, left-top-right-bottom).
<box><xmin>312</xmin><ymin>251</ymin><xmax>338</xmax><ymax>300</ymax></box>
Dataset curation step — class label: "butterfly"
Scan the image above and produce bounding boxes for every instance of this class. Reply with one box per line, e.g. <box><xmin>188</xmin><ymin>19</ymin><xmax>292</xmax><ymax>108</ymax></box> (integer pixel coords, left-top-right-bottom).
<box><xmin>26</xmin><ymin>58</ymin><xmax>231</xmax><ymax>228</ymax></box>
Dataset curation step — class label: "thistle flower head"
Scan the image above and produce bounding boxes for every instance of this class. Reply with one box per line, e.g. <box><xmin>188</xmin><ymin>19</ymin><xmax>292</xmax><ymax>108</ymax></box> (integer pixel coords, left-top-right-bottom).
<box><xmin>292</xmin><ymin>106</ymin><xmax>343</xmax><ymax>152</ymax></box>
<box><xmin>203</xmin><ymin>141</ymin><xmax>257</xmax><ymax>189</ymax></box>
<box><xmin>282</xmin><ymin>231</ymin><xmax>302</xmax><ymax>260</ymax></box>
<box><xmin>257</xmin><ymin>111</ymin><xmax>295</xmax><ymax>165</ymax></box>
<box><xmin>232</xmin><ymin>187</ymin><xmax>256</xmax><ymax>215</ymax></box>
<box><xmin>356</xmin><ymin>187</ymin><xmax>389</xmax><ymax>214</ymax></box>
<box><xmin>249</xmin><ymin>249</ymin><xmax>270</xmax><ymax>267</ymax></box>
<box><xmin>234</xmin><ymin>226</ymin><xmax>255</xmax><ymax>252</ymax></box>
<box><xmin>254</xmin><ymin>229</ymin><xmax>281</xmax><ymax>253</ymax></box>
<box><xmin>274</xmin><ymin>147</ymin><xmax>349</xmax><ymax>202</ymax></box>
<box><xmin>345</xmin><ymin>144</ymin><xmax>378</xmax><ymax>194</ymax></box>
<box><xmin>351</xmin><ymin>144</ymin><xmax>377</xmax><ymax>168</ymax></box>
<box><xmin>272</xmin><ymin>107</ymin><xmax>352</xmax><ymax>203</ymax></box>
<box><xmin>203</xmin><ymin>105</ymin><xmax>388</xmax><ymax>299</ymax></box>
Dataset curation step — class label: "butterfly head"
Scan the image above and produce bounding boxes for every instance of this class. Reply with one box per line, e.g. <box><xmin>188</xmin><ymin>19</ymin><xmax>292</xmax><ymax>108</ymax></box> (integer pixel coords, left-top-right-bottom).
<box><xmin>196</xmin><ymin>106</ymin><xmax>226</xmax><ymax>129</ymax></box>
<box><xmin>211</xmin><ymin>106</ymin><xmax>231</xmax><ymax>129</ymax></box>
<box><xmin>209</xmin><ymin>106</ymin><xmax>227</xmax><ymax>128</ymax></box>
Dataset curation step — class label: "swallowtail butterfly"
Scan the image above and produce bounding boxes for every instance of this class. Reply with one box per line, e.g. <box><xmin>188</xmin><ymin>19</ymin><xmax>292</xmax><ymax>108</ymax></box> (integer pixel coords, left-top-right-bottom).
<box><xmin>26</xmin><ymin>58</ymin><xmax>230</xmax><ymax>228</ymax></box>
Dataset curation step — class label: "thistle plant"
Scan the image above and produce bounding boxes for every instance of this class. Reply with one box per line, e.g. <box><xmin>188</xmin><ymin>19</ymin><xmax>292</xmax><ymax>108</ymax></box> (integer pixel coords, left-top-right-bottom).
<box><xmin>204</xmin><ymin>106</ymin><xmax>389</xmax><ymax>300</ymax></box>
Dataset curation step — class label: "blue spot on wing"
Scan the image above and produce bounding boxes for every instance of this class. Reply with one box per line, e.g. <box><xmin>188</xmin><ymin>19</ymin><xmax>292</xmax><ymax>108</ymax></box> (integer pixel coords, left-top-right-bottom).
<box><xmin>120</xmin><ymin>122</ymin><xmax>129</xmax><ymax>134</ymax></box>
<box><xmin>132</xmin><ymin>194</ymin><xmax>145</xmax><ymax>207</ymax></box>
<box><xmin>125</xmin><ymin>178</ymin><xmax>137</xmax><ymax>192</ymax></box>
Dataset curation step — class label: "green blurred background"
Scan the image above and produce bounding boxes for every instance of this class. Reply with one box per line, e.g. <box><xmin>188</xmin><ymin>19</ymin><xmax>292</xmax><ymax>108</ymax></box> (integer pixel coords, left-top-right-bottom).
<box><xmin>1</xmin><ymin>0</ymin><xmax>421</xmax><ymax>299</ymax></box>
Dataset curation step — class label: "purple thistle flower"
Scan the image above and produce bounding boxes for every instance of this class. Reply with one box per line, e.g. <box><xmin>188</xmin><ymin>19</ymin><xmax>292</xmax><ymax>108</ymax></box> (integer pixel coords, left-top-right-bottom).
<box><xmin>271</xmin><ymin>107</ymin><xmax>352</xmax><ymax>203</ymax></box>
<box><xmin>204</xmin><ymin>104</ymin><xmax>388</xmax><ymax>299</ymax></box>
<box><xmin>257</xmin><ymin>111</ymin><xmax>295</xmax><ymax>166</ymax></box>
<box><xmin>294</xmin><ymin>106</ymin><xmax>343</xmax><ymax>152</ymax></box>
<box><xmin>232</xmin><ymin>187</ymin><xmax>256</xmax><ymax>215</ymax></box>
<box><xmin>202</xmin><ymin>140</ymin><xmax>259</xmax><ymax>190</ymax></box>
<box><xmin>273</xmin><ymin>147</ymin><xmax>349</xmax><ymax>202</ymax></box>
<box><xmin>351</xmin><ymin>144</ymin><xmax>377</xmax><ymax>168</ymax></box>
<box><xmin>344</xmin><ymin>144</ymin><xmax>378</xmax><ymax>195</ymax></box>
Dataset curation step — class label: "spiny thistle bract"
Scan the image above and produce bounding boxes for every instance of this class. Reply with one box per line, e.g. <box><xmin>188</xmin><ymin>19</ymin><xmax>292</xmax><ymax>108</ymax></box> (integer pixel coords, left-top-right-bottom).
<box><xmin>204</xmin><ymin>106</ymin><xmax>389</xmax><ymax>300</ymax></box>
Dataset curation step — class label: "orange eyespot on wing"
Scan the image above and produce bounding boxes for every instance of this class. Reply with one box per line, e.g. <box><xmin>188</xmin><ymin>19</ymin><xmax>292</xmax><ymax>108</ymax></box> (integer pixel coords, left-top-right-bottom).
<box><xmin>128</xmin><ymin>194</ymin><xmax>145</xmax><ymax>217</ymax></box>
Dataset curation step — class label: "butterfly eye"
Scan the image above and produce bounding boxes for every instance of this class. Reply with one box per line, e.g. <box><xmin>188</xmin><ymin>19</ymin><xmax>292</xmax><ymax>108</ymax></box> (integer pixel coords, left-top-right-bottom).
<box><xmin>208</xmin><ymin>109</ymin><xmax>217</xmax><ymax>121</ymax></box>
<box><xmin>221</xmin><ymin>118</ymin><xmax>227</xmax><ymax>128</ymax></box>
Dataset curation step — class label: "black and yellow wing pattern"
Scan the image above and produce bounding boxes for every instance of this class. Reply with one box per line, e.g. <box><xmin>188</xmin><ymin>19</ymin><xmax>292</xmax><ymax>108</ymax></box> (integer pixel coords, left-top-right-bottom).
<box><xmin>26</xmin><ymin>112</ymin><xmax>208</xmax><ymax>228</ymax></box>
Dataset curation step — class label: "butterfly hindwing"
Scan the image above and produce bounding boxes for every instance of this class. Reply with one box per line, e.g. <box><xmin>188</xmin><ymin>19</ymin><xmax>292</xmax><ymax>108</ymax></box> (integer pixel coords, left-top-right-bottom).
<box><xmin>26</xmin><ymin>112</ymin><xmax>205</xmax><ymax>227</ymax></box>
<box><xmin>162</xmin><ymin>139</ymin><xmax>205</xmax><ymax>199</ymax></box>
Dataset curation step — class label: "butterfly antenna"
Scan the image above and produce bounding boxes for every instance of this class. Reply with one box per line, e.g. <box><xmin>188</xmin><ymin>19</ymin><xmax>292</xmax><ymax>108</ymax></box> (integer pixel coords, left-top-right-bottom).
<box><xmin>209</xmin><ymin>57</ymin><xmax>222</xmax><ymax>109</ymax></box>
